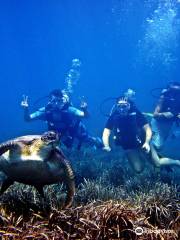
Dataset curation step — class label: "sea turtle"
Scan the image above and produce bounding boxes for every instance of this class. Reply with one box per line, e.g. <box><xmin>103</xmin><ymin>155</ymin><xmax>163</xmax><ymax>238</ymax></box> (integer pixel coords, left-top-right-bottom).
<box><xmin>0</xmin><ymin>131</ymin><xmax>75</xmax><ymax>208</ymax></box>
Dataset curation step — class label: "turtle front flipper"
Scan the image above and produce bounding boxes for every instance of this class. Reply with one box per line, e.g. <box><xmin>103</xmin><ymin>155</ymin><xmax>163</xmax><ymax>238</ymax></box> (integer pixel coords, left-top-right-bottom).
<box><xmin>55</xmin><ymin>148</ymin><xmax>75</xmax><ymax>208</ymax></box>
<box><xmin>64</xmin><ymin>167</ymin><xmax>75</xmax><ymax>208</ymax></box>
<box><xmin>0</xmin><ymin>141</ymin><xmax>18</xmax><ymax>155</ymax></box>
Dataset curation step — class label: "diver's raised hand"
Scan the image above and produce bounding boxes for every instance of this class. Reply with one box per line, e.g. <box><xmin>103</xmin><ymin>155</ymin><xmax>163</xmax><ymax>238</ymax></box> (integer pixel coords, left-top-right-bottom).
<box><xmin>79</xmin><ymin>96</ymin><xmax>88</xmax><ymax>109</ymax></box>
<box><xmin>21</xmin><ymin>95</ymin><xmax>29</xmax><ymax>108</ymax></box>
<box><xmin>142</xmin><ymin>142</ymin><xmax>150</xmax><ymax>153</ymax></box>
<box><xmin>80</xmin><ymin>101</ymin><xmax>88</xmax><ymax>109</ymax></box>
<box><xmin>79</xmin><ymin>96</ymin><xmax>89</xmax><ymax>118</ymax></box>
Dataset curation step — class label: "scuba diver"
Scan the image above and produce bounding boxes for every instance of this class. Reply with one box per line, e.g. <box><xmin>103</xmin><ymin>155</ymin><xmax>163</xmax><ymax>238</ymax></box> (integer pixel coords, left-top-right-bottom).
<box><xmin>151</xmin><ymin>82</ymin><xmax>180</xmax><ymax>150</ymax></box>
<box><xmin>21</xmin><ymin>89</ymin><xmax>103</xmax><ymax>150</ymax></box>
<box><xmin>102</xmin><ymin>97</ymin><xmax>180</xmax><ymax>173</ymax></box>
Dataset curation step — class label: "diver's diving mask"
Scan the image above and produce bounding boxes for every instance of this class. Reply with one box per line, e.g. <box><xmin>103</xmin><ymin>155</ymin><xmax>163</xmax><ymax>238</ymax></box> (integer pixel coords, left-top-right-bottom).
<box><xmin>49</xmin><ymin>93</ymin><xmax>69</xmax><ymax>110</ymax></box>
<box><xmin>116</xmin><ymin>99</ymin><xmax>130</xmax><ymax>115</ymax></box>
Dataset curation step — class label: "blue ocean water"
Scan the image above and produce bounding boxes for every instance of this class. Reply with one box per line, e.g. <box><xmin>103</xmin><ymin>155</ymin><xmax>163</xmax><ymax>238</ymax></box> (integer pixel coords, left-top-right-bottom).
<box><xmin>0</xmin><ymin>0</ymin><xmax>179</xmax><ymax>155</ymax></box>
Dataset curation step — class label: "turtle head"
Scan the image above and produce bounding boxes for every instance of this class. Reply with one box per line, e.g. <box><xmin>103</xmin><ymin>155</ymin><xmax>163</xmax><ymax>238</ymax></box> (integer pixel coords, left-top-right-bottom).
<box><xmin>41</xmin><ymin>131</ymin><xmax>60</xmax><ymax>146</ymax></box>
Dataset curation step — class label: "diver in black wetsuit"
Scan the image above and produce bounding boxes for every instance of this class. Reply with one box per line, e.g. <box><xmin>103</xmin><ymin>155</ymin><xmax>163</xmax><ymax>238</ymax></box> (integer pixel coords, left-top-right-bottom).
<box><xmin>151</xmin><ymin>82</ymin><xmax>180</xmax><ymax>150</ymax></box>
<box><xmin>21</xmin><ymin>89</ymin><xmax>103</xmax><ymax>150</ymax></box>
<box><xmin>102</xmin><ymin>97</ymin><xmax>180</xmax><ymax>173</ymax></box>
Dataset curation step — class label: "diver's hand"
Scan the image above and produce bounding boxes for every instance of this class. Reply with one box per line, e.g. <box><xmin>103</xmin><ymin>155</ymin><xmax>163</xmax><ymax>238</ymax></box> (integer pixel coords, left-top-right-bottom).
<box><xmin>177</xmin><ymin>113</ymin><xmax>180</xmax><ymax>119</ymax></box>
<box><xmin>80</xmin><ymin>101</ymin><xmax>88</xmax><ymax>109</ymax></box>
<box><xmin>79</xmin><ymin>96</ymin><xmax>88</xmax><ymax>109</ymax></box>
<box><xmin>21</xmin><ymin>95</ymin><xmax>29</xmax><ymax>108</ymax></box>
<box><xmin>142</xmin><ymin>142</ymin><xmax>150</xmax><ymax>153</ymax></box>
<box><xmin>162</xmin><ymin>112</ymin><xmax>174</xmax><ymax>119</ymax></box>
<box><xmin>103</xmin><ymin>146</ymin><xmax>111</xmax><ymax>152</ymax></box>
